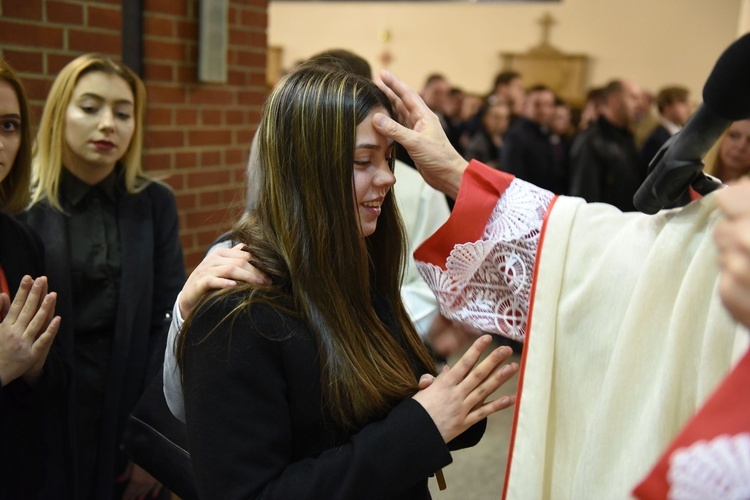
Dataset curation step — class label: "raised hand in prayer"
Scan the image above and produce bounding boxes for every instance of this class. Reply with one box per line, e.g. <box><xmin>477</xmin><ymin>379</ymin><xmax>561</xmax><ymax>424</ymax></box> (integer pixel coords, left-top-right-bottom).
<box><xmin>0</xmin><ymin>275</ymin><xmax>60</xmax><ymax>387</ymax></box>
<box><xmin>412</xmin><ymin>334</ymin><xmax>518</xmax><ymax>443</ymax></box>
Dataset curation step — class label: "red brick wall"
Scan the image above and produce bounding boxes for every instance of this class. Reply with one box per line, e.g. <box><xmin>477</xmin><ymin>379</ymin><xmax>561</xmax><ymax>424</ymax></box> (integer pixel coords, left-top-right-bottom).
<box><xmin>0</xmin><ymin>0</ymin><xmax>268</xmax><ymax>269</ymax></box>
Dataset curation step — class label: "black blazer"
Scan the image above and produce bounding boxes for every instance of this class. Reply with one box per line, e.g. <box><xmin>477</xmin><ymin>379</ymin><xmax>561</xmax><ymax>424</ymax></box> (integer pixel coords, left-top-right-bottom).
<box><xmin>0</xmin><ymin>212</ymin><xmax>45</xmax><ymax>297</ymax></box>
<box><xmin>0</xmin><ymin>213</ymin><xmax>67</xmax><ymax>498</ymax></box>
<box><xmin>568</xmin><ymin>116</ymin><xmax>645</xmax><ymax>211</ymax></box>
<box><xmin>502</xmin><ymin>117</ymin><xmax>566</xmax><ymax>194</ymax></box>
<box><xmin>20</xmin><ymin>179</ymin><xmax>186</xmax><ymax>499</ymax></box>
<box><xmin>641</xmin><ymin>124</ymin><xmax>672</xmax><ymax>168</ymax></box>
<box><xmin>183</xmin><ymin>294</ymin><xmax>486</xmax><ymax>500</ymax></box>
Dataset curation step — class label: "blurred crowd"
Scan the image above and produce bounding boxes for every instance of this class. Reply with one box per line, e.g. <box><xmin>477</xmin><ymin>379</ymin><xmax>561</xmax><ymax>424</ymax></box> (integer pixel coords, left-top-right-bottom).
<box><xmin>408</xmin><ymin>70</ymin><xmax>750</xmax><ymax>211</ymax></box>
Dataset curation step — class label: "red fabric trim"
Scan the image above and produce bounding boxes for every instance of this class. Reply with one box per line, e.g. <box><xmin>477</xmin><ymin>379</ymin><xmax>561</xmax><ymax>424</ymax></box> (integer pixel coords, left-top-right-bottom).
<box><xmin>414</xmin><ymin>160</ymin><xmax>514</xmax><ymax>270</ymax></box>
<box><xmin>501</xmin><ymin>194</ymin><xmax>560</xmax><ymax>500</ymax></box>
<box><xmin>633</xmin><ymin>349</ymin><xmax>750</xmax><ymax>499</ymax></box>
<box><xmin>0</xmin><ymin>264</ymin><xmax>8</xmax><ymax>322</ymax></box>
<box><xmin>0</xmin><ymin>265</ymin><xmax>8</xmax><ymax>297</ymax></box>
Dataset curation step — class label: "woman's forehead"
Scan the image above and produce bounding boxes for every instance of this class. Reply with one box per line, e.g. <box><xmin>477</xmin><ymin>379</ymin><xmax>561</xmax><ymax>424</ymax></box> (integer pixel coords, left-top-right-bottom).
<box><xmin>355</xmin><ymin>108</ymin><xmax>393</xmax><ymax>148</ymax></box>
<box><xmin>72</xmin><ymin>71</ymin><xmax>134</xmax><ymax>104</ymax></box>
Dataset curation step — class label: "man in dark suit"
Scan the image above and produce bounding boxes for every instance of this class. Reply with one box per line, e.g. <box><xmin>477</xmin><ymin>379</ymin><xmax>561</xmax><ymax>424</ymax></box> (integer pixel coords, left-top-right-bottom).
<box><xmin>501</xmin><ymin>85</ymin><xmax>566</xmax><ymax>194</ymax></box>
<box><xmin>640</xmin><ymin>86</ymin><xmax>692</xmax><ymax>168</ymax></box>
<box><xmin>488</xmin><ymin>70</ymin><xmax>526</xmax><ymax>121</ymax></box>
<box><xmin>568</xmin><ymin>79</ymin><xmax>644</xmax><ymax>211</ymax></box>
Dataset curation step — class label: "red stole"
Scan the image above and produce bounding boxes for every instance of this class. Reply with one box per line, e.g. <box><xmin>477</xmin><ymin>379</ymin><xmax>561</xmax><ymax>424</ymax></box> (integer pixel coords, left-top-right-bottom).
<box><xmin>634</xmin><ymin>349</ymin><xmax>750</xmax><ymax>498</ymax></box>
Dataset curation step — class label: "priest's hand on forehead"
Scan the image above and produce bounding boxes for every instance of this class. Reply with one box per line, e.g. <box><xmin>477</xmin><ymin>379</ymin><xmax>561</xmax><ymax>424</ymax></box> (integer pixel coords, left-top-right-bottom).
<box><xmin>373</xmin><ymin>70</ymin><xmax>468</xmax><ymax>200</ymax></box>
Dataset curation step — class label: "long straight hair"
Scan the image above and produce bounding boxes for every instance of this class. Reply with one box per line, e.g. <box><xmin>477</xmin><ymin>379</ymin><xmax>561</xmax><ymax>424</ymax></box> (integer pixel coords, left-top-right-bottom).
<box><xmin>181</xmin><ymin>65</ymin><xmax>437</xmax><ymax>430</ymax></box>
<box><xmin>30</xmin><ymin>53</ymin><xmax>148</xmax><ymax>211</ymax></box>
<box><xmin>0</xmin><ymin>59</ymin><xmax>32</xmax><ymax>214</ymax></box>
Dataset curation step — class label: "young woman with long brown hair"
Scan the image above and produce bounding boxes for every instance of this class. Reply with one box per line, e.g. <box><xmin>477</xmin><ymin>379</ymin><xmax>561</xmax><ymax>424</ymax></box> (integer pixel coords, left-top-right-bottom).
<box><xmin>177</xmin><ymin>64</ymin><xmax>519</xmax><ymax>498</ymax></box>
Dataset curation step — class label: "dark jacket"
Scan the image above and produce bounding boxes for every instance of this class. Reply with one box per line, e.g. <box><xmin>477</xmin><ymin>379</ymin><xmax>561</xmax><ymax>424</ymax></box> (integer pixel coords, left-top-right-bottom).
<box><xmin>183</xmin><ymin>294</ymin><xmax>486</xmax><ymax>500</ymax></box>
<box><xmin>568</xmin><ymin>116</ymin><xmax>645</xmax><ymax>211</ymax></box>
<box><xmin>464</xmin><ymin>128</ymin><xmax>502</xmax><ymax>169</ymax></box>
<box><xmin>19</xmin><ymin>178</ymin><xmax>185</xmax><ymax>499</ymax></box>
<box><xmin>640</xmin><ymin>124</ymin><xmax>672</xmax><ymax>169</ymax></box>
<box><xmin>501</xmin><ymin>117</ymin><xmax>566</xmax><ymax>194</ymax></box>
<box><xmin>0</xmin><ymin>213</ymin><xmax>66</xmax><ymax>499</ymax></box>
<box><xmin>0</xmin><ymin>213</ymin><xmax>46</xmax><ymax>298</ymax></box>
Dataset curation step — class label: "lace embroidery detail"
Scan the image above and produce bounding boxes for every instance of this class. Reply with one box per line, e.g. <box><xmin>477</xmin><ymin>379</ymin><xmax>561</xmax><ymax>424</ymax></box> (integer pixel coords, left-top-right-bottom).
<box><xmin>417</xmin><ymin>178</ymin><xmax>553</xmax><ymax>341</ymax></box>
<box><xmin>667</xmin><ymin>433</ymin><xmax>750</xmax><ymax>499</ymax></box>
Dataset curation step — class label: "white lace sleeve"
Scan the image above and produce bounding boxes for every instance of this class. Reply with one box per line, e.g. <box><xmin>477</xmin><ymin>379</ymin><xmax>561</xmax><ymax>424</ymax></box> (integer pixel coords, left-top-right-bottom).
<box><xmin>668</xmin><ymin>433</ymin><xmax>750</xmax><ymax>499</ymax></box>
<box><xmin>416</xmin><ymin>178</ymin><xmax>553</xmax><ymax>341</ymax></box>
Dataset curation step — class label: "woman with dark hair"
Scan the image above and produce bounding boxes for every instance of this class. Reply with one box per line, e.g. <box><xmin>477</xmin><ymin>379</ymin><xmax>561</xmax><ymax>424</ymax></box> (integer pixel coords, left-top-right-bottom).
<box><xmin>0</xmin><ymin>58</ymin><xmax>62</xmax><ymax>499</ymax></box>
<box><xmin>177</xmin><ymin>64</ymin><xmax>519</xmax><ymax>499</ymax></box>
<box><xmin>463</xmin><ymin>100</ymin><xmax>510</xmax><ymax>169</ymax></box>
<box><xmin>22</xmin><ymin>53</ymin><xmax>185</xmax><ymax>499</ymax></box>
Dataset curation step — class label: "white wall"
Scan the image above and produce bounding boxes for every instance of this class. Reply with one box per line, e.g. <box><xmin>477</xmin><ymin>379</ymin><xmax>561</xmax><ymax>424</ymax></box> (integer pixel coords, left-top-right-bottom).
<box><xmin>741</xmin><ymin>0</ymin><xmax>750</xmax><ymax>34</ymax></box>
<box><xmin>269</xmin><ymin>0</ymin><xmax>746</xmax><ymax>101</ymax></box>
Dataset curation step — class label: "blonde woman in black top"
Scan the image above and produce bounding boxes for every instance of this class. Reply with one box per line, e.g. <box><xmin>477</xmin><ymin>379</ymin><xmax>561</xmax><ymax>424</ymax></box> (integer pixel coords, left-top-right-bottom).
<box><xmin>23</xmin><ymin>53</ymin><xmax>184</xmax><ymax>500</ymax></box>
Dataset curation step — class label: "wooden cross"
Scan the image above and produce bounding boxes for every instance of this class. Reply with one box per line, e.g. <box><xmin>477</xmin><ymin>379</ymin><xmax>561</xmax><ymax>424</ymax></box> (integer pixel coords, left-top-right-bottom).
<box><xmin>538</xmin><ymin>12</ymin><xmax>556</xmax><ymax>47</ymax></box>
